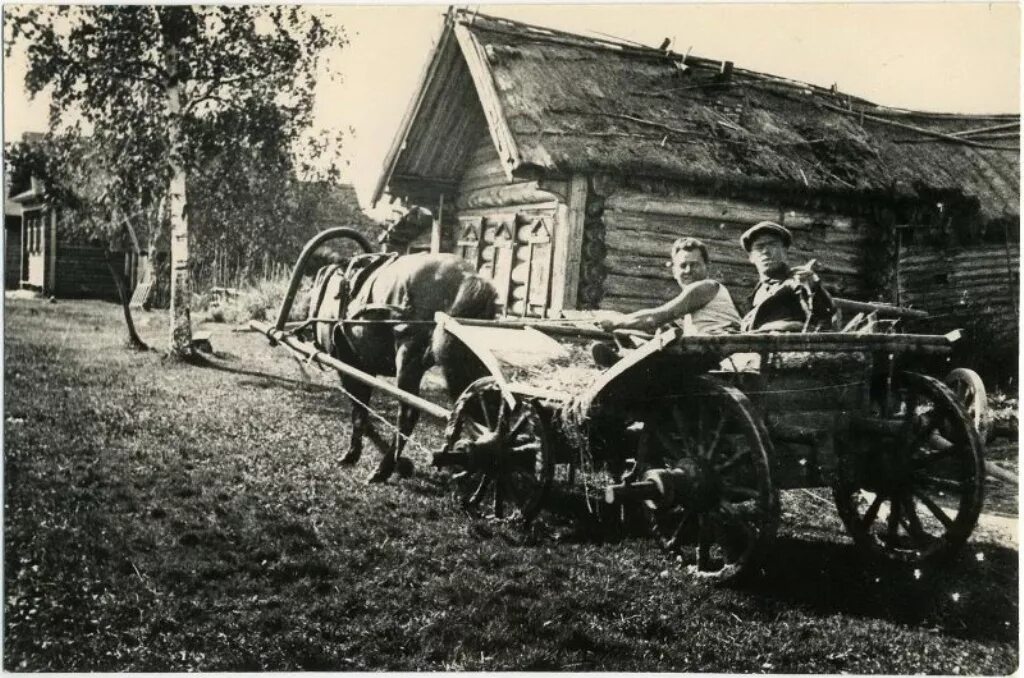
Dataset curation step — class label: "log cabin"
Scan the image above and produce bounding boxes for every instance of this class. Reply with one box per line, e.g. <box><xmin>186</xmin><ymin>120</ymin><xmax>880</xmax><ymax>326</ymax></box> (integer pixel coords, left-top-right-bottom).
<box><xmin>374</xmin><ymin>10</ymin><xmax>1019</xmax><ymax>372</ymax></box>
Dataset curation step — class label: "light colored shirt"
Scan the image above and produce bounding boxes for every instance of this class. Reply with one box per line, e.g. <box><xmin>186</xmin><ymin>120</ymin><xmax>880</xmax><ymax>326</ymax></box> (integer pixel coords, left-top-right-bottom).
<box><xmin>675</xmin><ymin>284</ymin><xmax>741</xmax><ymax>335</ymax></box>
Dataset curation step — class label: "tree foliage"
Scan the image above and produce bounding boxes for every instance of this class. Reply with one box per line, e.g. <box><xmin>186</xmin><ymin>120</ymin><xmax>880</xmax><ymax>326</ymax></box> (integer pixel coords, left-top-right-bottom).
<box><xmin>6</xmin><ymin>5</ymin><xmax>349</xmax><ymax>352</ymax></box>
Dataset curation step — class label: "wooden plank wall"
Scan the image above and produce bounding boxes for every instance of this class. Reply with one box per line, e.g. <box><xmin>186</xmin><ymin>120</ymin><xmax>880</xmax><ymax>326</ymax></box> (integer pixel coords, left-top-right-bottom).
<box><xmin>54</xmin><ymin>242</ymin><xmax>121</xmax><ymax>300</ymax></box>
<box><xmin>5</xmin><ymin>219</ymin><xmax>21</xmax><ymax>288</ymax></box>
<box><xmin>599</xmin><ymin>189</ymin><xmax>870</xmax><ymax>313</ymax></box>
<box><xmin>898</xmin><ymin>243</ymin><xmax>1019</xmax><ymax>344</ymax></box>
<box><xmin>454</xmin><ymin>139</ymin><xmax>563</xmax><ymax>316</ymax></box>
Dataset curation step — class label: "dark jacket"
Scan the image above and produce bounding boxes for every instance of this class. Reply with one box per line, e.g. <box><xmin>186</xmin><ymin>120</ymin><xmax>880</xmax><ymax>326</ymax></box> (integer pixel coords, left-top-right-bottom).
<box><xmin>741</xmin><ymin>267</ymin><xmax>835</xmax><ymax>331</ymax></box>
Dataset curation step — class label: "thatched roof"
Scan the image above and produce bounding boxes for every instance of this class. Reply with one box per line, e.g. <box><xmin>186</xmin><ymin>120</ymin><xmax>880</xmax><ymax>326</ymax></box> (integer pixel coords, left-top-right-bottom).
<box><xmin>377</xmin><ymin>9</ymin><xmax>1019</xmax><ymax>223</ymax></box>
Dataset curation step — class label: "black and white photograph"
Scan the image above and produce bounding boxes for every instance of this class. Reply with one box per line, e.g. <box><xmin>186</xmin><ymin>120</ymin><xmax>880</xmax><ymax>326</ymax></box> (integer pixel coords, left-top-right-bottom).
<box><xmin>2</xmin><ymin>2</ymin><xmax>1019</xmax><ymax>672</ymax></box>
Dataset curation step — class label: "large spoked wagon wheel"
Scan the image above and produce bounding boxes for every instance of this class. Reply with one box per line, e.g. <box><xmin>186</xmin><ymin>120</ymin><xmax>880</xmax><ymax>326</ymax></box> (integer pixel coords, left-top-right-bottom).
<box><xmin>438</xmin><ymin>377</ymin><xmax>553</xmax><ymax>524</ymax></box>
<box><xmin>945</xmin><ymin>368</ymin><xmax>992</xmax><ymax>444</ymax></box>
<box><xmin>834</xmin><ymin>372</ymin><xmax>984</xmax><ymax>565</ymax></box>
<box><xmin>640</xmin><ymin>378</ymin><xmax>780</xmax><ymax>584</ymax></box>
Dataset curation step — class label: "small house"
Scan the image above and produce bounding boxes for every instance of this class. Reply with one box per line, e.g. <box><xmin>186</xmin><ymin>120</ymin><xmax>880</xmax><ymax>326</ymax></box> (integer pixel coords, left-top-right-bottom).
<box><xmin>10</xmin><ymin>177</ymin><xmax>126</xmax><ymax>300</ymax></box>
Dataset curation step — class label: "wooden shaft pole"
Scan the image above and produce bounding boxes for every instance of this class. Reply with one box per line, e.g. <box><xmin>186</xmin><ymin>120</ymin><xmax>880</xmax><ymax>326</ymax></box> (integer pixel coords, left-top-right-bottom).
<box><xmin>250</xmin><ymin>321</ymin><xmax>451</xmax><ymax>421</ymax></box>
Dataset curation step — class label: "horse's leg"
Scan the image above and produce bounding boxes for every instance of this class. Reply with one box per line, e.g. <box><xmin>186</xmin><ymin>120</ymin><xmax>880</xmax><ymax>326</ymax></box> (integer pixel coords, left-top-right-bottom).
<box><xmin>368</xmin><ymin>339</ymin><xmax>426</xmax><ymax>483</ymax></box>
<box><xmin>340</xmin><ymin>375</ymin><xmax>373</xmax><ymax>466</ymax></box>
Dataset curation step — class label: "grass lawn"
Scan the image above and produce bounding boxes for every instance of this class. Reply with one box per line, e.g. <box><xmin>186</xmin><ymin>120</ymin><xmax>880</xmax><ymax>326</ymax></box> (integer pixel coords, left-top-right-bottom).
<box><xmin>3</xmin><ymin>297</ymin><xmax>1019</xmax><ymax>672</ymax></box>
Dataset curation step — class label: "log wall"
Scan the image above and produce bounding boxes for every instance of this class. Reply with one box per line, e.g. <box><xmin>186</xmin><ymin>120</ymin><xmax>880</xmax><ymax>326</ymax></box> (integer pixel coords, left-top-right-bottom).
<box><xmin>898</xmin><ymin>243</ymin><xmax>1019</xmax><ymax>346</ymax></box>
<box><xmin>597</xmin><ymin>189</ymin><xmax>871</xmax><ymax>314</ymax></box>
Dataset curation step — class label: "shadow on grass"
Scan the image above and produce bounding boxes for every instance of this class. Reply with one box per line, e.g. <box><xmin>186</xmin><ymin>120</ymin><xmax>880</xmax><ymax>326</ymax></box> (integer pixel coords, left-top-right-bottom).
<box><xmin>745</xmin><ymin>535</ymin><xmax>1018</xmax><ymax>643</ymax></box>
<box><xmin>190</xmin><ymin>353</ymin><xmax>338</xmax><ymax>397</ymax></box>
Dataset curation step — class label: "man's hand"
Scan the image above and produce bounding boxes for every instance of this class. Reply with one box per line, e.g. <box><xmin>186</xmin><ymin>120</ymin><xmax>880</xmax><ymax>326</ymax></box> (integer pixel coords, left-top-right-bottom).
<box><xmin>791</xmin><ymin>259</ymin><xmax>822</xmax><ymax>288</ymax></box>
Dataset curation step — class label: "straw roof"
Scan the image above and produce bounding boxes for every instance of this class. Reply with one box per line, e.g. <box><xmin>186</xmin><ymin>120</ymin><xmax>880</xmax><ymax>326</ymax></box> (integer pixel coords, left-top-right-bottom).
<box><xmin>377</xmin><ymin>10</ymin><xmax>1019</xmax><ymax>224</ymax></box>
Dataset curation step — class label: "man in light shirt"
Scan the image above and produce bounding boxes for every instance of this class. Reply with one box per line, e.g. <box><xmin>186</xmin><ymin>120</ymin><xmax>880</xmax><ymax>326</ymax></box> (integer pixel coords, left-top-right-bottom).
<box><xmin>593</xmin><ymin>236</ymin><xmax>740</xmax><ymax>366</ymax></box>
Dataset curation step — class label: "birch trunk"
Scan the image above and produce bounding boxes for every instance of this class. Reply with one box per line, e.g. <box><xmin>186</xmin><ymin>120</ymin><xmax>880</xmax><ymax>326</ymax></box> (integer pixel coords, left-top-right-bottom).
<box><xmin>164</xmin><ymin>41</ymin><xmax>193</xmax><ymax>356</ymax></box>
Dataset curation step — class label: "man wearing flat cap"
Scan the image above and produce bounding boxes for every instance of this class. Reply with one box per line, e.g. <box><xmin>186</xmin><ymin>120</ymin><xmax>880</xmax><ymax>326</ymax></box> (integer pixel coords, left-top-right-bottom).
<box><xmin>740</xmin><ymin>221</ymin><xmax>835</xmax><ymax>332</ymax></box>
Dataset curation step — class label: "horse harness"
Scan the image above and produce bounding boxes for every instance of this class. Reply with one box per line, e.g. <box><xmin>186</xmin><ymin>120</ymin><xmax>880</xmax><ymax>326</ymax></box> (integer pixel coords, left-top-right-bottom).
<box><xmin>309</xmin><ymin>253</ymin><xmax>409</xmax><ymax>355</ymax></box>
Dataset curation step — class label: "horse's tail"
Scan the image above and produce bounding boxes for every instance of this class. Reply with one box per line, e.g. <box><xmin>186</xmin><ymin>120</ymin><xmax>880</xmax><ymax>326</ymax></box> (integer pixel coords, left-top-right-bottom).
<box><xmin>430</xmin><ymin>273</ymin><xmax>499</xmax><ymax>400</ymax></box>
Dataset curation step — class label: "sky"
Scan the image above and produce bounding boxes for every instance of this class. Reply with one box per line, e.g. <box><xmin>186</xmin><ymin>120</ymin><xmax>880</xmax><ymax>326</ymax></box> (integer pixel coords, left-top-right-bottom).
<box><xmin>3</xmin><ymin>2</ymin><xmax>1021</xmax><ymax>217</ymax></box>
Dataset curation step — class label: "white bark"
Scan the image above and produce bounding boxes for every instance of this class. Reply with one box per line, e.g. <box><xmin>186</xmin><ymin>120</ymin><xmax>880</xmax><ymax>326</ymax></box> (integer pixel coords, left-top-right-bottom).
<box><xmin>164</xmin><ymin>40</ymin><xmax>193</xmax><ymax>356</ymax></box>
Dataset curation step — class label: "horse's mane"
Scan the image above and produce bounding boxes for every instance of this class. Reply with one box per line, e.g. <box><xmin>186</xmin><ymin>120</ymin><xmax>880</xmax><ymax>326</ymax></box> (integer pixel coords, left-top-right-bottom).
<box><xmin>430</xmin><ymin>272</ymin><xmax>499</xmax><ymax>399</ymax></box>
<box><xmin>448</xmin><ymin>272</ymin><xmax>499</xmax><ymax>319</ymax></box>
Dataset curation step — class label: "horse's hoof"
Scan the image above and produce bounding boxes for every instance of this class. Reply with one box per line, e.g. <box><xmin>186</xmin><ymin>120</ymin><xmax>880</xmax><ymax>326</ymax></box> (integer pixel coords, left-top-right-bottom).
<box><xmin>396</xmin><ymin>458</ymin><xmax>415</xmax><ymax>478</ymax></box>
<box><xmin>367</xmin><ymin>461</ymin><xmax>394</xmax><ymax>484</ymax></box>
<box><xmin>340</xmin><ymin>452</ymin><xmax>361</xmax><ymax>466</ymax></box>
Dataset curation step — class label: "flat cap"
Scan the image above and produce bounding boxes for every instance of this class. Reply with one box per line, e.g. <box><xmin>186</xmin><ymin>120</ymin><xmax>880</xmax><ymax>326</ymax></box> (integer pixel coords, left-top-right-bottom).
<box><xmin>740</xmin><ymin>221</ymin><xmax>792</xmax><ymax>252</ymax></box>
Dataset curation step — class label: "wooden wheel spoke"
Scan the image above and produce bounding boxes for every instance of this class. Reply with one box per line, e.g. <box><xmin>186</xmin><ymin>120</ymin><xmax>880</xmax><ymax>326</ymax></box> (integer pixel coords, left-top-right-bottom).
<box><xmin>912</xmin><ymin>490</ymin><xmax>955</xmax><ymax>530</ymax></box>
<box><xmin>913</xmin><ymin>446</ymin><xmax>956</xmax><ymax>468</ymax></box>
<box><xmin>716</xmin><ymin>447</ymin><xmax>747</xmax><ymax>474</ymax></box>
<box><xmin>496</xmin><ymin>397</ymin><xmax>509</xmax><ymax>432</ymax></box>
<box><xmin>900</xmin><ymin>392</ymin><xmax>919</xmax><ymax>428</ymax></box>
<box><xmin>655</xmin><ymin>427</ymin><xmax>685</xmax><ymax>462</ymax></box>
<box><xmin>915</xmin><ymin>473</ymin><xmax>966</xmax><ymax>493</ymax></box>
<box><xmin>695</xmin><ymin>403</ymin><xmax>705</xmax><ymax>456</ymax></box>
<box><xmin>509</xmin><ymin>410</ymin><xmax>533</xmax><ymax>437</ymax></box>
<box><xmin>704</xmin><ymin>416</ymin><xmax>727</xmax><ymax>462</ymax></box>
<box><xmin>886</xmin><ymin>496</ymin><xmax>903</xmax><ymax>541</ymax></box>
<box><xmin>696</xmin><ymin>515</ymin><xmax>714</xmax><ymax>571</ymax></box>
<box><xmin>465</xmin><ymin>420</ymin><xmax>490</xmax><ymax>439</ymax></box>
<box><xmin>478</xmin><ymin>398</ymin><xmax>495</xmax><ymax>430</ymax></box>
<box><xmin>671</xmin><ymin>404</ymin><xmax>690</xmax><ymax>440</ymax></box>
<box><xmin>911</xmin><ymin>411</ymin><xmax>941</xmax><ymax>445</ymax></box>
<box><xmin>723</xmin><ymin>485</ymin><xmax>759</xmax><ymax>502</ymax></box>
<box><xmin>712</xmin><ymin>504</ymin><xmax>756</xmax><ymax>560</ymax></box>
<box><xmin>860</xmin><ymin>492</ymin><xmax>885</xmax><ymax>528</ymax></box>
<box><xmin>900</xmin><ymin>495</ymin><xmax>930</xmax><ymax>540</ymax></box>
<box><xmin>663</xmin><ymin>509</ymin><xmax>693</xmax><ymax>550</ymax></box>
<box><xmin>466</xmin><ymin>475</ymin><xmax>490</xmax><ymax>508</ymax></box>
<box><xmin>926</xmin><ymin>430</ymin><xmax>957</xmax><ymax>452</ymax></box>
<box><xmin>493</xmin><ymin>478</ymin><xmax>506</xmax><ymax>519</ymax></box>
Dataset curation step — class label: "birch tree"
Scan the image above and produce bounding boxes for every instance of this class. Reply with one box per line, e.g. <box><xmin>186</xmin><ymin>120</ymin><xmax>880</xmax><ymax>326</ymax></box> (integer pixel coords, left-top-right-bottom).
<box><xmin>7</xmin><ymin>5</ymin><xmax>344</xmax><ymax>357</ymax></box>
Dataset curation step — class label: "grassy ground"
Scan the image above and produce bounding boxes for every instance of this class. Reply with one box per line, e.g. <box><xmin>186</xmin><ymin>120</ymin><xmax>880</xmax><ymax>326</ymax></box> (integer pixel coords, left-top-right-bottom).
<box><xmin>3</xmin><ymin>298</ymin><xmax>1019</xmax><ymax>672</ymax></box>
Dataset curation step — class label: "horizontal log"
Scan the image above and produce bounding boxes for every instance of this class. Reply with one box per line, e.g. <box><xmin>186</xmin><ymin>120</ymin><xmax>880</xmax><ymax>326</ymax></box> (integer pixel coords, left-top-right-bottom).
<box><xmin>459</xmin><ymin>171</ymin><xmax>513</xmax><ymax>195</ymax></box>
<box><xmin>606</xmin><ymin>191</ymin><xmax>782</xmax><ymax>225</ymax></box>
<box><xmin>460</xmin><ymin>154</ymin><xmax>506</xmax><ymax>183</ymax></box>
<box><xmin>899</xmin><ymin>248</ymin><xmax>1020</xmax><ymax>266</ymax></box>
<box><xmin>900</xmin><ymin>271</ymin><xmax>1018</xmax><ymax>286</ymax></box>
<box><xmin>779</xmin><ymin>209</ymin><xmax>856</xmax><ymax>230</ymax></box>
<box><xmin>457</xmin><ymin>181</ymin><xmax>561</xmax><ymax>210</ymax></box>
<box><xmin>604</xmin><ymin>231</ymin><xmax>862</xmax><ymax>276</ymax></box>
<box><xmin>602</xmin><ymin>253</ymin><xmax>861</xmax><ymax>292</ymax></box>
<box><xmin>605</xmin><ymin>274</ymin><xmax>678</xmax><ymax>299</ymax></box>
<box><xmin>605</xmin><ymin>208</ymin><xmax>867</xmax><ymax>248</ymax></box>
<box><xmin>901</xmin><ymin>285</ymin><xmax>1016</xmax><ymax>302</ymax></box>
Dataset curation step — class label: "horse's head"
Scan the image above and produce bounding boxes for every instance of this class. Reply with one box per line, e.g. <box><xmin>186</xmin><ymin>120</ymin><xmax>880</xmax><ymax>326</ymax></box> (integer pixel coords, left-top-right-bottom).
<box><xmin>380</xmin><ymin>206</ymin><xmax>435</xmax><ymax>251</ymax></box>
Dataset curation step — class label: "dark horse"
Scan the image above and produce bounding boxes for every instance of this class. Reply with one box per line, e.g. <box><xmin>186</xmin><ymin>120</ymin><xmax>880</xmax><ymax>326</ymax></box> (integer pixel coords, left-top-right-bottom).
<box><xmin>303</xmin><ymin>244</ymin><xmax>498</xmax><ymax>483</ymax></box>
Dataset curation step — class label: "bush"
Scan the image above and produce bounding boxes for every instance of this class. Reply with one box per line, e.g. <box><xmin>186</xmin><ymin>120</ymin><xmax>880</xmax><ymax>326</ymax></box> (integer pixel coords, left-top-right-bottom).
<box><xmin>202</xmin><ymin>273</ymin><xmax>311</xmax><ymax>325</ymax></box>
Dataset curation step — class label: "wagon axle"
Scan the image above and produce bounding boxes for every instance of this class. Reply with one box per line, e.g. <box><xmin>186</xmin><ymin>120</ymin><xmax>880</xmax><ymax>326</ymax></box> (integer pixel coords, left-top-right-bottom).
<box><xmin>605</xmin><ymin>461</ymin><xmax>723</xmax><ymax>512</ymax></box>
<box><xmin>432</xmin><ymin>434</ymin><xmax>537</xmax><ymax>473</ymax></box>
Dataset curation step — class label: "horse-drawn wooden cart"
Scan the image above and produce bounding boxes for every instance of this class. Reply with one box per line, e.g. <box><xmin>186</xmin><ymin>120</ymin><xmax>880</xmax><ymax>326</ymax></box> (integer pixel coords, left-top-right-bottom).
<box><xmin>426</xmin><ymin>318</ymin><xmax>985</xmax><ymax>583</ymax></box>
<box><xmin>251</xmin><ymin>227</ymin><xmax>989</xmax><ymax>584</ymax></box>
